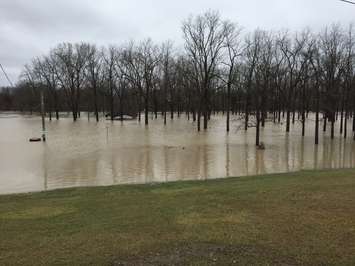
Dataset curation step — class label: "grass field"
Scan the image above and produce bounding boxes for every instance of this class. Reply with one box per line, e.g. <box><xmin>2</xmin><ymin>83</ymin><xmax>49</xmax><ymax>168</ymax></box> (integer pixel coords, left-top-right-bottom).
<box><xmin>1</xmin><ymin>169</ymin><xmax>355</xmax><ymax>265</ymax></box>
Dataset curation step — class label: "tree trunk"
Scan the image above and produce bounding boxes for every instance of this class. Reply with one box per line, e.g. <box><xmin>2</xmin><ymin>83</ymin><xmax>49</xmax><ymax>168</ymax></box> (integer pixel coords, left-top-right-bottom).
<box><xmin>315</xmin><ymin>90</ymin><xmax>320</xmax><ymax>145</ymax></box>
<box><xmin>245</xmin><ymin>94</ymin><xmax>249</xmax><ymax>131</ymax></box>
<box><xmin>54</xmin><ymin>91</ymin><xmax>59</xmax><ymax>120</ymax></box>
<box><xmin>145</xmin><ymin>93</ymin><xmax>149</xmax><ymax>125</ymax></box>
<box><xmin>110</xmin><ymin>84</ymin><xmax>114</xmax><ymax>121</ymax></box>
<box><xmin>256</xmin><ymin>94</ymin><xmax>260</xmax><ymax>146</ymax></box>
<box><xmin>302</xmin><ymin>82</ymin><xmax>306</xmax><ymax>137</ymax></box>
<box><xmin>226</xmin><ymin>82</ymin><xmax>231</xmax><ymax>132</ymax></box>
<box><xmin>94</xmin><ymin>85</ymin><xmax>99</xmax><ymax>122</ymax></box>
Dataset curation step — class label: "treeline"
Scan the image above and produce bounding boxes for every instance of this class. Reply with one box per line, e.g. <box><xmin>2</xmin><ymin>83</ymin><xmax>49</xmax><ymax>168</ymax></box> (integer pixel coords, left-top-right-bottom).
<box><xmin>6</xmin><ymin>11</ymin><xmax>355</xmax><ymax>145</ymax></box>
<box><xmin>0</xmin><ymin>87</ymin><xmax>13</xmax><ymax>110</ymax></box>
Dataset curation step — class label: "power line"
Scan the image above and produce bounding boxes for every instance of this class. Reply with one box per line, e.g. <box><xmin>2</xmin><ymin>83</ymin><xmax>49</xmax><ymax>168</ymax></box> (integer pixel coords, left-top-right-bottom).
<box><xmin>340</xmin><ymin>0</ymin><xmax>355</xmax><ymax>5</ymax></box>
<box><xmin>0</xmin><ymin>63</ymin><xmax>14</xmax><ymax>87</ymax></box>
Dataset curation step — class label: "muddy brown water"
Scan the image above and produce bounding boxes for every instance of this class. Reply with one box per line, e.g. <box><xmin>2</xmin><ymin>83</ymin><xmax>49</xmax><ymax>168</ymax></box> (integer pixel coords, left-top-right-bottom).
<box><xmin>1</xmin><ymin>112</ymin><xmax>355</xmax><ymax>195</ymax></box>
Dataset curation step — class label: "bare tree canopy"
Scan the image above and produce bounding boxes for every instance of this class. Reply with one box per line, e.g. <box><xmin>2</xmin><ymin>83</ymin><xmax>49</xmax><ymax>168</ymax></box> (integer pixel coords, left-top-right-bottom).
<box><xmin>4</xmin><ymin>11</ymin><xmax>355</xmax><ymax>146</ymax></box>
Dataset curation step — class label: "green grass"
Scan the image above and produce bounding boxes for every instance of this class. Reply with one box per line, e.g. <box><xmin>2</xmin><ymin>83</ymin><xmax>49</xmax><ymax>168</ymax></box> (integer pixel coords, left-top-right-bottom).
<box><xmin>1</xmin><ymin>170</ymin><xmax>355</xmax><ymax>265</ymax></box>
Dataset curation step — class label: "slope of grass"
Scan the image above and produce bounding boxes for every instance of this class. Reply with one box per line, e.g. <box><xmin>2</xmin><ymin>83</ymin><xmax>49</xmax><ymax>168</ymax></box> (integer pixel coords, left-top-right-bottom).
<box><xmin>1</xmin><ymin>169</ymin><xmax>355</xmax><ymax>265</ymax></box>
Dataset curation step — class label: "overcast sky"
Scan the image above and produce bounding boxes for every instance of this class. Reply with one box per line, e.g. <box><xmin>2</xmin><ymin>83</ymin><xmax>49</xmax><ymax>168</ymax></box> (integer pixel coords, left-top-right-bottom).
<box><xmin>0</xmin><ymin>0</ymin><xmax>354</xmax><ymax>86</ymax></box>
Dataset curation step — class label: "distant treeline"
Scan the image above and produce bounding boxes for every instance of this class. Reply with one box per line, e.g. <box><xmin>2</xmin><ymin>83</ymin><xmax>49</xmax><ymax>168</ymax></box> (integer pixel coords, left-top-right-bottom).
<box><xmin>3</xmin><ymin>11</ymin><xmax>355</xmax><ymax>145</ymax></box>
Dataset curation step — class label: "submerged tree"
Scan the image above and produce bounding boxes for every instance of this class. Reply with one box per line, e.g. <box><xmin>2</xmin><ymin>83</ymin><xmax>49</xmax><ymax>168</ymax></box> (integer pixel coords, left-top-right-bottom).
<box><xmin>182</xmin><ymin>11</ymin><xmax>227</xmax><ymax>131</ymax></box>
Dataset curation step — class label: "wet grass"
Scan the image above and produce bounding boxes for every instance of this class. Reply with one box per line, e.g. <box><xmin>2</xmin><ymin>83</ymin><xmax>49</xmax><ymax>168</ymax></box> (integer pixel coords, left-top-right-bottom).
<box><xmin>1</xmin><ymin>169</ymin><xmax>355</xmax><ymax>265</ymax></box>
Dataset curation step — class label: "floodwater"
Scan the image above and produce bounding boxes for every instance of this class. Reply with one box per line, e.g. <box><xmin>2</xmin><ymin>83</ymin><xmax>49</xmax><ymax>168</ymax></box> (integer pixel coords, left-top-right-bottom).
<box><xmin>1</xmin><ymin>112</ymin><xmax>355</xmax><ymax>195</ymax></box>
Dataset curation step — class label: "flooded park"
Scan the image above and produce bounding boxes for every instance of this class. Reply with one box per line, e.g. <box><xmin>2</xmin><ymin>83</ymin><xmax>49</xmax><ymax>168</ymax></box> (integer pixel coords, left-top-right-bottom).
<box><xmin>1</xmin><ymin>112</ymin><xmax>355</xmax><ymax>195</ymax></box>
<box><xmin>4</xmin><ymin>2</ymin><xmax>355</xmax><ymax>265</ymax></box>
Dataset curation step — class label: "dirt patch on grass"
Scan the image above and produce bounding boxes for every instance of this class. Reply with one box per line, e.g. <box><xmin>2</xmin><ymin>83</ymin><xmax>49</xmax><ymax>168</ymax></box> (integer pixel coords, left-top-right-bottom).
<box><xmin>0</xmin><ymin>206</ymin><xmax>76</xmax><ymax>219</ymax></box>
<box><xmin>176</xmin><ymin>211</ymin><xmax>248</xmax><ymax>226</ymax></box>
<box><xmin>113</xmin><ymin>243</ymin><xmax>301</xmax><ymax>266</ymax></box>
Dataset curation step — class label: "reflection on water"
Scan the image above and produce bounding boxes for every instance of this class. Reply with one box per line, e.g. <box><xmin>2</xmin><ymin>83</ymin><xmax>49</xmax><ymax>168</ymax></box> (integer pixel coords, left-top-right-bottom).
<box><xmin>1</xmin><ymin>113</ymin><xmax>355</xmax><ymax>195</ymax></box>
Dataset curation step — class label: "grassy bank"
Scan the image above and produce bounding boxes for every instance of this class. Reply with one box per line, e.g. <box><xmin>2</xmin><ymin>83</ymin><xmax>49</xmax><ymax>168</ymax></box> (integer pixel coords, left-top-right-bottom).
<box><xmin>1</xmin><ymin>170</ymin><xmax>355</xmax><ymax>265</ymax></box>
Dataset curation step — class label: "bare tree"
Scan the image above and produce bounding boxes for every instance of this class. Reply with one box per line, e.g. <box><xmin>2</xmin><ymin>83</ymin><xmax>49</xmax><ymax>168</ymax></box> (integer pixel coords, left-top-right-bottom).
<box><xmin>278</xmin><ymin>31</ymin><xmax>307</xmax><ymax>132</ymax></box>
<box><xmin>119</xmin><ymin>40</ymin><xmax>160</xmax><ymax>125</ymax></box>
<box><xmin>243</xmin><ymin>31</ymin><xmax>261</xmax><ymax>132</ymax></box>
<box><xmin>319</xmin><ymin>24</ymin><xmax>344</xmax><ymax>139</ymax></box>
<box><xmin>183</xmin><ymin>10</ymin><xmax>227</xmax><ymax>131</ymax></box>
<box><xmin>220</xmin><ymin>21</ymin><xmax>242</xmax><ymax>132</ymax></box>
<box><xmin>86</xmin><ymin>44</ymin><xmax>103</xmax><ymax>122</ymax></box>
<box><xmin>54</xmin><ymin>43</ymin><xmax>89</xmax><ymax>121</ymax></box>
<box><xmin>161</xmin><ymin>41</ymin><xmax>174</xmax><ymax>125</ymax></box>
<box><xmin>103</xmin><ymin>46</ymin><xmax>119</xmax><ymax>121</ymax></box>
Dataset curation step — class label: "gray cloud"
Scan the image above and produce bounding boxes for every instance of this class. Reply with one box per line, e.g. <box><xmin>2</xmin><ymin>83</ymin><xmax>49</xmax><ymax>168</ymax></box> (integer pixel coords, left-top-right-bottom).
<box><xmin>0</xmin><ymin>0</ymin><xmax>354</xmax><ymax>86</ymax></box>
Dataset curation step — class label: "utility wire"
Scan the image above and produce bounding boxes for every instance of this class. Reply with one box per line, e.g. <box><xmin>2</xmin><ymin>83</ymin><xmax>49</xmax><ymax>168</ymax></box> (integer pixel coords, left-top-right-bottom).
<box><xmin>0</xmin><ymin>63</ymin><xmax>14</xmax><ymax>87</ymax></box>
<box><xmin>340</xmin><ymin>0</ymin><xmax>355</xmax><ymax>5</ymax></box>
